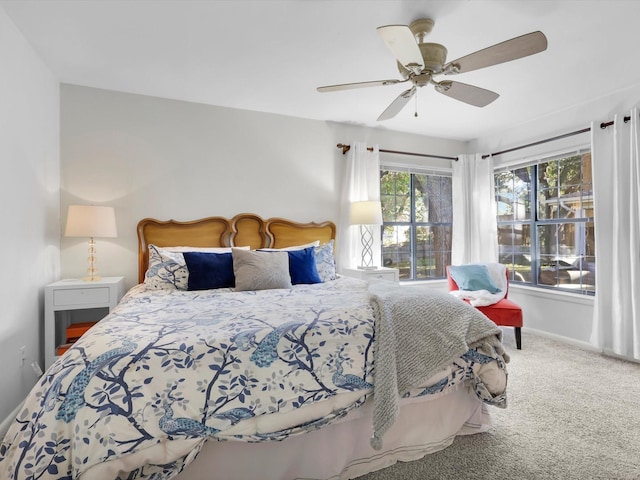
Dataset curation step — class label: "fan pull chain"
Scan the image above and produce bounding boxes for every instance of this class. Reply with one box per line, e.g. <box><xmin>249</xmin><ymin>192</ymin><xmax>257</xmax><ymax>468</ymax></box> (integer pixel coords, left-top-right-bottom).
<box><xmin>414</xmin><ymin>89</ymin><xmax>418</xmax><ymax>117</ymax></box>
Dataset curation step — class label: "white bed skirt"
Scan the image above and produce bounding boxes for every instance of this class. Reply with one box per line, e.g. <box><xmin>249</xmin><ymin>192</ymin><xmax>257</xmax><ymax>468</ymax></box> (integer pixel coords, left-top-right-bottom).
<box><xmin>176</xmin><ymin>386</ymin><xmax>492</xmax><ymax>480</ymax></box>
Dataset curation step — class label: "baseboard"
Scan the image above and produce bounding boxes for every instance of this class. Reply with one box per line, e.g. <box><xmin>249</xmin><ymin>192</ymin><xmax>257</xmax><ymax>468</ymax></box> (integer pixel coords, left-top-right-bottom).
<box><xmin>601</xmin><ymin>349</ymin><xmax>640</xmax><ymax>364</ymax></box>
<box><xmin>0</xmin><ymin>401</ymin><xmax>24</xmax><ymax>439</ymax></box>
<box><xmin>524</xmin><ymin>327</ymin><xmax>640</xmax><ymax>364</ymax></box>
<box><xmin>522</xmin><ymin>327</ymin><xmax>600</xmax><ymax>352</ymax></box>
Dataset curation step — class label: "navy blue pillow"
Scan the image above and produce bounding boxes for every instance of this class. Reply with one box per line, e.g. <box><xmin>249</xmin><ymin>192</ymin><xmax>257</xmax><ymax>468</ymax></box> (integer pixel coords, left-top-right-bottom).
<box><xmin>183</xmin><ymin>251</ymin><xmax>235</xmax><ymax>290</ymax></box>
<box><xmin>255</xmin><ymin>247</ymin><xmax>322</xmax><ymax>285</ymax></box>
<box><xmin>287</xmin><ymin>247</ymin><xmax>322</xmax><ymax>285</ymax></box>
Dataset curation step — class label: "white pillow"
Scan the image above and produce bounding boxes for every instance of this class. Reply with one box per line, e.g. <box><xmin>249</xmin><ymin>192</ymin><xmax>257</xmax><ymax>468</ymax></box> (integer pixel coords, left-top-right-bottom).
<box><xmin>165</xmin><ymin>245</ymin><xmax>249</xmax><ymax>253</ymax></box>
<box><xmin>259</xmin><ymin>241</ymin><xmax>320</xmax><ymax>252</ymax></box>
<box><xmin>157</xmin><ymin>245</ymin><xmax>250</xmax><ymax>265</ymax></box>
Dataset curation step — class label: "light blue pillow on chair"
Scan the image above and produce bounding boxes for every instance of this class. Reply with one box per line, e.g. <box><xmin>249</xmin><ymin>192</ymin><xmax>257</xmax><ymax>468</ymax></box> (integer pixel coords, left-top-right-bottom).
<box><xmin>449</xmin><ymin>264</ymin><xmax>501</xmax><ymax>293</ymax></box>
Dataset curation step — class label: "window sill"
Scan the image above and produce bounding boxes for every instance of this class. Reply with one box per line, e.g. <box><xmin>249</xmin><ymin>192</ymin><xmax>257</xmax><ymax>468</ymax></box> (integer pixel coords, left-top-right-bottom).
<box><xmin>399</xmin><ymin>279</ymin><xmax>448</xmax><ymax>287</ymax></box>
<box><xmin>398</xmin><ymin>279</ymin><xmax>595</xmax><ymax>307</ymax></box>
<box><xmin>509</xmin><ymin>283</ymin><xmax>595</xmax><ymax>306</ymax></box>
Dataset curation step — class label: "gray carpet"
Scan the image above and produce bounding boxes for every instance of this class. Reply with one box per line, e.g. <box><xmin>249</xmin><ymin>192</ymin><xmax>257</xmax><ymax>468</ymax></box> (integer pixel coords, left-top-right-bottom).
<box><xmin>359</xmin><ymin>331</ymin><xmax>640</xmax><ymax>480</ymax></box>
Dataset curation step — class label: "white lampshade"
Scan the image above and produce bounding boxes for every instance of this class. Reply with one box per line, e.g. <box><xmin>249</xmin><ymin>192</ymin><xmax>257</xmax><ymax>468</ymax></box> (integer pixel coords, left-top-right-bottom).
<box><xmin>65</xmin><ymin>205</ymin><xmax>117</xmax><ymax>238</ymax></box>
<box><xmin>350</xmin><ymin>201</ymin><xmax>383</xmax><ymax>226</ymax></box>
<box><xmin>64</xmin><ymin>205</ymin><xmax>117</xmax><ymax>282</ymax></box>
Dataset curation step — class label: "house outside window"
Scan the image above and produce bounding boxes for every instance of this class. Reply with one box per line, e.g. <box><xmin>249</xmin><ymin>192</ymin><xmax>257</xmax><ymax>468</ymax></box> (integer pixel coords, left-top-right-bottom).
<box><xmin>380</xmin><ymin>168</ymin><xmax>452</xmax><ymax>280</ymax></box>
<box><xmin>495</xmin><ymin>150</ymin><xmax>595</xmax><ymax>294</ymax></box>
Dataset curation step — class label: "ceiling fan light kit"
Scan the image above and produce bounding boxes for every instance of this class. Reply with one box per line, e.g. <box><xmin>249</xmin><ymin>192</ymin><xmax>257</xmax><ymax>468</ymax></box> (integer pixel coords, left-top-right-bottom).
<box><xmin>318</xmin><ymin>18</ymin><xmax>548</xmax><ymax>121</ymax></box>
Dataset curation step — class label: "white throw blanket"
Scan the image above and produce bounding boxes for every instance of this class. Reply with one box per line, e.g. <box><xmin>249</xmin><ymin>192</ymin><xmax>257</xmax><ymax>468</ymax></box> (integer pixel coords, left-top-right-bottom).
<box><xmin>449</xmin><ymin>262</ymin><xmax>508</xmax><ymax>306</ymax></box>
<box><xmin>368</xmin><ymin>280</ymin><xmax>508</xmax><ymax>450</ymax></box>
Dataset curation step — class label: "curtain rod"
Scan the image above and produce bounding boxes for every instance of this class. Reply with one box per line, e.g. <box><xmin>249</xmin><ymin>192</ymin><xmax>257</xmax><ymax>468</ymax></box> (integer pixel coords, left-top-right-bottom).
<box><xmin>338</xmin><ymin>114</ymin><xmax>634</xmax><ymax>162</ymax></box>
<box><xmin>481</xmin><ymin>115</ymin><xmax>632</xmax><ymax>159</ymax></box>
<box><xmin>336</xmin><ymin>143</ymin><xmax>457</xmax><ymax>161</ymax></box>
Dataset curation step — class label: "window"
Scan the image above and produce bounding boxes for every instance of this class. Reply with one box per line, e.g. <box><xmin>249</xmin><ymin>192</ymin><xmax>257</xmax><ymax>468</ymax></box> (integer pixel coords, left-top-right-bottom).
<box><xmin>495</xmin><ymin>150</ymin><xmax>595</xmax><ymax>294</ymax></box>
<box><xmin>380</xmin><ymin>168</ymin><xmax>452</xmax><ymax>280</ymax></box>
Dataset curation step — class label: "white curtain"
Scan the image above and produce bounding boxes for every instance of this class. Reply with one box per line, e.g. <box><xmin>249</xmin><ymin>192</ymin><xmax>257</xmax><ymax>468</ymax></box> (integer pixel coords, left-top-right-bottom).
<box><xmin>338</xmin><ymin>142</ymin><xmax>380</xmax><ymax>271</ymax></box>
<box><xmin>591</xmin><ymin>108</ymin><xmax>640</xmax><ymax>361</ymax></box>
<box><xmin>451</xmin><ymin>153</ymin><xmax>499</xmax><ymax>265</ymax></box>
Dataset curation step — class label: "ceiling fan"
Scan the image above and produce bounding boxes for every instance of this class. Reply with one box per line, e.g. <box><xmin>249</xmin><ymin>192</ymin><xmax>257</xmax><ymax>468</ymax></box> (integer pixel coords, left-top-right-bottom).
<box><xmin>317</xmin><ymin>18</ymin><xmax>548</xmax><ymax>121</ymax></box>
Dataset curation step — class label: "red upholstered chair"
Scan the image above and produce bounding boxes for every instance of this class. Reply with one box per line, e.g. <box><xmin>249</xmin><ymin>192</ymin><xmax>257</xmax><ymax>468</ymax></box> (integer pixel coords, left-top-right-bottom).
<box><xmin>446</xmin><ymin>265</ymin><xmax>523</xmax><ymax>350</ymax></box>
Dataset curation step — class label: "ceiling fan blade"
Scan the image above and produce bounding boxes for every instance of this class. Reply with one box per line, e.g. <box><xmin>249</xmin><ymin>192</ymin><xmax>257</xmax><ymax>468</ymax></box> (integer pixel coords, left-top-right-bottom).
<box><xmin>377</xmin><ymin>86</ymin><xmax>416</xmax><ymax>121</ymax></box>
<box><xmin>317</xmin><ymin>79</ymin><xmax>402</xmax><ymax>93</ymax></box>
<box><xmin>435</xmin><ymin>81</ymin><xmax>499</xmax><ymax>107</ymax></box>
<box><xmin>377</xmin><ymin>25</ymin><xmax>424</xmax><ymax>75</ymax></box>
<box><xmin>444</xmin><ymin>31</ymin><xmax>547</xmax><ymax>74</ymax></box>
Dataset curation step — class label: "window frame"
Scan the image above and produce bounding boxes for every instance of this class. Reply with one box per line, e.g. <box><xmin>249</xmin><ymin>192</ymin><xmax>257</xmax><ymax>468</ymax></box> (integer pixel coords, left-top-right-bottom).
<box><xmin>494</xmin><ymin>148</ymin><xmax>595</xmax><ymax>295</ymax></box>
<box><xmin>380</xmin><ymin>166</ymin><xmax>453</xmax><ymax>281</ymax></box>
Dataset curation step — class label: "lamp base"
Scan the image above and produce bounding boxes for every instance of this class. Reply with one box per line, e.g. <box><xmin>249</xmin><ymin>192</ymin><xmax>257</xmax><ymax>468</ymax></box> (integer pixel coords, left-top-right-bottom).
<box><xmin>83</xmin><ymin>237</ymin><xmax>102</xmax><ymax>282</ymax></box>
<box><xmin>359</xmin><ymin>224</ymin><xmax>377</xmax><ymax>269</ymax></box>
<box><xmin>83</xmin><ymin>275</ymin><xmax>102</xmax><ymax>282</ymax></box>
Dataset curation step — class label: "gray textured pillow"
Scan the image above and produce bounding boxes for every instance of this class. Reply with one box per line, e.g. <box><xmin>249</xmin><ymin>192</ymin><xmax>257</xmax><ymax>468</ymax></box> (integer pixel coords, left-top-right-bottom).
<box><xmin>232</xmin><ymin>248</ymin><xmax>292</xmax><ymax>291</ymax></box>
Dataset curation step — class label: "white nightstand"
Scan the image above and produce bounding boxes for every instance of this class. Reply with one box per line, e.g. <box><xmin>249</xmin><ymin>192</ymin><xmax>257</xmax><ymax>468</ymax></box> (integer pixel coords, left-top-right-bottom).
<box><xmin>44</xmin><ymin>277</ymin><xmax>125</xmax><ymax>368</ymax></box>
<box><xmin>341</xmin><ymin>267</ymin><xmax>400</xmax><ymax>283</ymax></box>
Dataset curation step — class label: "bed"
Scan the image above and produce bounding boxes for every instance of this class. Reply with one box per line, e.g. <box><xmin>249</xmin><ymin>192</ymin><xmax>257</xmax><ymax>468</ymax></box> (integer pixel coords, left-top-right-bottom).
<box><xmin>0</xmin><ymin>213</ymin><xmax>509</xmax><ymax>480</ymax></box>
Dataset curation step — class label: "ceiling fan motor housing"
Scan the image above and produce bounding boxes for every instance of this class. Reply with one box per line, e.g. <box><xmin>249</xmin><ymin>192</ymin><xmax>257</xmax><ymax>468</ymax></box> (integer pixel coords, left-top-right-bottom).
<box><xmin>397</xmin><ymin>42</ymin><xmax>448</xmax><ymax>77</ymax></box>
<box><xmin>419</xmin><ymin>43</ymin><xmax>447</xmax><ymax>73</ymax></box>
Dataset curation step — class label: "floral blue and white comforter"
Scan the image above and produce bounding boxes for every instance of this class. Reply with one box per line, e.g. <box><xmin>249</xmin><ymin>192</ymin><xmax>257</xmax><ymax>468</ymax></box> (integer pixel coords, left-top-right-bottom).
<box><xmin>0</xmin><ymin>277</ymin><xmax>507</xmax><ymax>480</ymax></box>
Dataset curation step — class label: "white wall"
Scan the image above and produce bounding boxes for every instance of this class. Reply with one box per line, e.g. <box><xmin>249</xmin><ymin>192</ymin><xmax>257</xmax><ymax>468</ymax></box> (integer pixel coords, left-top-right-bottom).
<box><xmin>469</xmin><ymin>81</ymin><xmax>640</xmax><ymax>346</ymax></box>
<box><xmin>60</xmin><ymin>85</ymin><xmax>465</xmax><ymax>290</ymax></box>
<box><xmin>0</xmin><ymin>7</ymin><xmax>60</xmax><ymax>422</ymax></box>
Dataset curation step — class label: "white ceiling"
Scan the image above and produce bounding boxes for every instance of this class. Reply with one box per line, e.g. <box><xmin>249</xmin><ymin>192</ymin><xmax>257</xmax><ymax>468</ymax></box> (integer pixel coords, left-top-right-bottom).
<box><xmin>3</xmin><ymin>0</ymin><xmax>640</xmax><ymax>141</ymax></box>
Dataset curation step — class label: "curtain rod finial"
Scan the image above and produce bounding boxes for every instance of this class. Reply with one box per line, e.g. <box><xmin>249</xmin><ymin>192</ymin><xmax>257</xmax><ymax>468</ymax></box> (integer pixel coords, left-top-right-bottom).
<box><xmin>337</xmin><ymin>143</ymin><xmax>351</xmax><ymax>155</ymax></box>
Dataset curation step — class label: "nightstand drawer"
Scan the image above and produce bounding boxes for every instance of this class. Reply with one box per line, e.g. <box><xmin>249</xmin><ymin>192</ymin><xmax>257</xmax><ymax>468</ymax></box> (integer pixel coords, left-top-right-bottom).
<box><xmin>341</xmin><ymin>267</ymin><xmax>400</xmax><ymax>283</ymax></box>
<box><xmin>53</xmin><ymin>287</ymin><xmax>110</xmax><ymax>307</ymax></box>
<box><xmin>367</xmin><ymin>271</ymin><xmax>397</xmax><ymax>281</ymax></box>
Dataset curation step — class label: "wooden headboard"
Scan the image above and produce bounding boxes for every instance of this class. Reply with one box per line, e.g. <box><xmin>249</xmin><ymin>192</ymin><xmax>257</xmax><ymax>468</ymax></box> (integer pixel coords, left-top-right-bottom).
<box><xmin>137</xmin><ymin>213</ymin><xmax>336</xmax><ymax>283</ymax></box>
